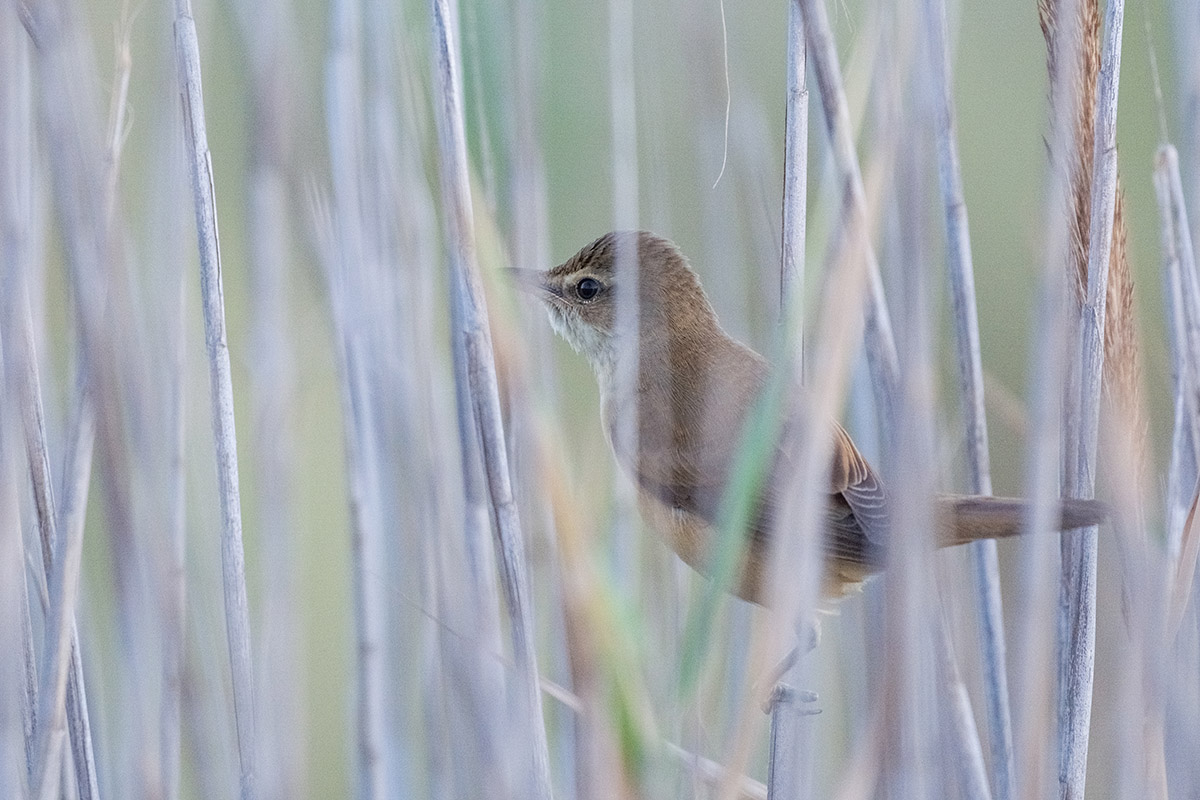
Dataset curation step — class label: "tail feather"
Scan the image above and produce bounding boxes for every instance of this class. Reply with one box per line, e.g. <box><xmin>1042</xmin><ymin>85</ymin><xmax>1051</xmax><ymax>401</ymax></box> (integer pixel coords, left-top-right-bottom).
<box><xmin>937</xmin><ymin>495</ymin><xmax>1108</xmax><ymax>548</ymax></box>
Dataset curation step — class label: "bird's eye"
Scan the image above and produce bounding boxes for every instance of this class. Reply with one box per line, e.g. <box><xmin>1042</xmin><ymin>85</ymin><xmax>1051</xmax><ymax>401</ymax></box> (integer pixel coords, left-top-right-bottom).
<box><xmin>576</xmin><ymin>277</ymin><xmax>603</xmax><ymax>301</ymax></box>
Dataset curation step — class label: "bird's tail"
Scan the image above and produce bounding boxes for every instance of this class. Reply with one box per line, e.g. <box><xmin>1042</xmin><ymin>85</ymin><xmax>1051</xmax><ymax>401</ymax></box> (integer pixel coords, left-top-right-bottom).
<box><xmin>936</xmin><ymin>495</ymin><xmax>1108</xmax><ymax>548</ymax></box>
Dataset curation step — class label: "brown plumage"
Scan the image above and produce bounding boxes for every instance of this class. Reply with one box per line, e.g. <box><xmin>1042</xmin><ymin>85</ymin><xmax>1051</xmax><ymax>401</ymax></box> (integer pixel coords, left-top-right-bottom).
<box><xmin>511</xmin><ymin>231</ymin><xmax>1107</xmax><ymax>604</ymax></box>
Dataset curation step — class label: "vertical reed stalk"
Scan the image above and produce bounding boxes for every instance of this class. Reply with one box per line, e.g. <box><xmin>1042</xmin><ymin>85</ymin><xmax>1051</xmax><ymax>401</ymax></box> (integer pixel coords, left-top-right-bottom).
<box><xmin>231</xmin><ymin>0</ymin><xmax>305</xmax><ymax>792</ymax></box>
<box><xmin>796</xmin><ymin>0</ymin><xmax>900</xmax><ymax>428</ymax></box>
<box><xmin>1156</xmin><ymin>153</ymin><xmax>1200</xmax><ymax>797</ymax></box>
<box><xmin>781</xmin><ymin>0</ymin><xmax>809</xmax><ymax>338</ymax></box>
<box><xmin>30</xmin><ymin>378</ymin><xmax>91</xmax><ymax>800</ymax></box>
<box><xmin>1013</xmin><ymin>1</ymin><xmax>1082</xmax><ymax>795</ymax></box>
<box><xmin>1156</xmin><ymin>146</ymin><xmax>1200</xmax><ymax>556</ymax></box>
<box><xmin>171</xmin><ymin>3</ymin><xmax>257</xmax><ymax>797</ymax></box>
<box><xmin>429</xmin><ymin>1</ymin><xmax>553</xmax><ymax>796</ymax></box>
<box><xmin>767</xmin><ymin>3</ymin><xmax>811</xmax><ymax>798</ymax></box>
<box><xmin>880</xmin><ymin>117</ymin><xmax>937</xmax><ymax>800</ymax></box>
<box><xmin>608</xmin><ymin>0</ymin><xmax>642</xmax><ymax>592</ymax></box>
<box><xmin>16</xmin><ymin>2</ymin><xmax>120</xmax><ymax>794</ymax></box>
<box><xmin>1170</xmin><ymin>1</ymin><xmax>1199</xmax><ymax>252</ymax></box>
<box><xmin>322</xmin><ymin>0</ymin><xmax>391</xmax><ymax>794</ymax></box>
<box><xmin>921</xmin><ymin>0</ymin><xmax>1013</xmax><ymax>795</ymax></box>
<box><xmin>1058</xmin><ymin>1</ymin><xmax>1124</xmax><ymax>794</ymax></box>
<box><xmin>0</xmin><ymin>390</ymin><xmax>26</xmax><ymax>799</ymax></box>
<box><xmin>157</xmin><ymin>219</ymin><xmax>187</xmax><ymax>800</ymax></box>
<box><xmin>0</xmin><ymin>7</ymin><xmax>39</xmax><ymax>782</ymax></box>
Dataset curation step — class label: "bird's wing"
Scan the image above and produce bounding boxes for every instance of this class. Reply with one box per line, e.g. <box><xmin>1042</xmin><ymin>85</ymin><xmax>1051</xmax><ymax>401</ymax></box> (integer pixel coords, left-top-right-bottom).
<box><xmin>740</xmin><ymin>418</ymin><xmax>887</xmax><ymax>567</ymax></box>
<box><xmin>825</xmin><ymin>423</ymin><xmax>888</xmax><ymax>566</ymax></box>
<box><xmin>700</xmin><ymin>416</ymin><xmax>888</xmax><ymax>569</ymax></box>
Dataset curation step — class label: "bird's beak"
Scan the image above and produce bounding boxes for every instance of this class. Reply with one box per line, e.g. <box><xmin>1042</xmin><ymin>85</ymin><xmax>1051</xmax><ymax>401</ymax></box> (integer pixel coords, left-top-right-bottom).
<box><xmin>504</xmin><ymin>267</ymin><xmax>550</xmax><ymax>296</ymax></box>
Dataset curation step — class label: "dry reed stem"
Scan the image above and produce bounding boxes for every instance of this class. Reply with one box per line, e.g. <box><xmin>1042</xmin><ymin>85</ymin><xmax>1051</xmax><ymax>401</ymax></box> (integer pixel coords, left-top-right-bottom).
<box><xmin>783</xmin><ymin>6</ymin><xmax>990</xmax><ymax>798</ymax></box>
<box><xmin>780</xmin><ymin>0</ymin><xmax>808</xmax><ymax>326</ymax></box>
<box><xmin>0</xmin><ymin>39</ymin><xmax>39</xmax><ymax>786</ymax></box>
<box><xmin>171</xmin><ymin>3</ymin><xmax>258</xmax><ymax>797</ymax></box>
<box><xmin>1156</xmin><ymin>145</ymin><xmax>1200</xmax><ymax>647</ymax></box>
<box><xmin>539</xmin><ymin>426</ymin><xmax>644</xmax><ymax>800</ymax></box>
<box><xmin>607</xmin><ymin>0</ymin><xmax>643</xmax><ymax>592</ymax></box>
<box><xmin>30</xmin><ymin>385</ymin><xmax>91</xmax><ymax>800</ymax></box>
<box><xmin>796</xmin><ymin>0</ymin><xmax>900</xmax><ymax>428</ymax></box>
<box><xmin>921</xmin><ymin>0</ymin><xmax>1013</xmax><ymax>794</ymax></box>
<box><xmin>749</xmin><ymin>59</ymin><xmax>902</xmax><ymax>800</ymax></box>
<box><xmin>1171</xmin><ymin>2</ymin><xmax>1200</xmax><ymax>254</ymax></box>
<box><xmin>879</xmin><ymin>98</ymin><xmax>939</xmax><ymax>799</ymax></box>
<box><xmin>14</xmin><ymin>2</ymin><xmax>125</xmax><ymax>794</ymax></box>
<box><xmin>668</xmin><ymin>742</ymin><xmax>768</xmax><ymax>800</ymax></box>
<box><xmin>1168</xmin><ymin>484</ymin><xmax>1200</xmax><ymax>641</ymax></box>
<box><xmin>3</xmin><ymin>259</ymin><xmax>68</xmax><ymax>799</ymax></box>
<box><xmin>322</xmin><ymin>0</ymin><xmax>391</xmax><ymax>794</ymax></box>
<box><xmin>1048</xmin><ymin>0</ymin><xmax>1125</xmax><ymax>790</ymax></box>
<box><xmin>415</xmin><ymin>10</ymin><xmax>512</xmax><ymax>785</ymax></box>
<box><xmin>1012</xmin><ymin>0</ymin><xmax>1085</xmax><ymax>794</ymax></box>
<box><xmin>935</xmin><ymin>610</ymin><xmax>991</xmax><ymax>800</ymax></box>
<box><xmin>767</xmin><ymin>3</ymin><xmax>811</xmax><ymax>798</ymax></box>
<box><xmin>0</xmin><ymin>8</ymin><xmax>39</xmax><ymax>781</ymax></box>
<box><xmin>429</xmin><ymin>0</ymin><xmax>553</xmax><ymax>796</ymax></box>
<box><xmin>104</xmin><ymin>10</ymin><xmax>191</xmax><ymax>800</ymax></box>
<box><xmin>233</xmin><ymin>0</ymin><xmax>304</xmax><ymax>791</ymax></box>
<box><xmin>388</xmin><ymin>12</ymin><xmax>510</xmax><ymax>790</ymax></box>
<box><xmin>1156</xmin><ymin>144</ymin><xmax>1200</xmax><ymax>560</ymax></box>
<box><xmin>0</xmin><ymin>393</ymin><xmax>27</xmax><ymax>799</ymax></box>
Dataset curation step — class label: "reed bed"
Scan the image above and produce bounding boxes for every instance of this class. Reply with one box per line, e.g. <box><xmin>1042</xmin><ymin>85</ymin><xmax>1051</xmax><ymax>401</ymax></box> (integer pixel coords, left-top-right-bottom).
<box><xmin>0</xmin><ymin>0</ymin><xmax>1195</xmax><ymax>798</ymax></box>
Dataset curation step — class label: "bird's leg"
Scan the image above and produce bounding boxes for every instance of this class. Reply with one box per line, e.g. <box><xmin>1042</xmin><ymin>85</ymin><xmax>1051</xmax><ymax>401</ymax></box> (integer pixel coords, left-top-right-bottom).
<box><xmin>764</xmin><ymin>683</ymin><xmax>819</xmax><ymax>714</ymax></box>
<box><xmin>760</xmin><ymin>618</ymin><xmax>821</xmax><ymax>715</ymax></box>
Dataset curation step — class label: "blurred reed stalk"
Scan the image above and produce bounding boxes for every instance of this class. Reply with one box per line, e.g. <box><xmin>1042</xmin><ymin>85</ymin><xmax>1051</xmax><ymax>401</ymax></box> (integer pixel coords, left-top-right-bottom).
<box><xmin>147</xmin><ymin>107</ymin><xmax>188</xmax><ymax>800</ymax></box>
<box><xmin>0</xmin><ymin>407</ymin><xmax>23</xmax><ymax>800</ymax></box>
<box><xmin>765</xmin><ymin>2</ymin><xmax>811</xmax><ymax>799</ymax></box>
<box><xmin>1170</xmin><ymin>1</ymin><xmax>1199</xmax><ymax>253</ymax></box>
<box><xmin>1</xmin><ymin>0</ymin><xmax>36</xmax><ymax>770</ymax></box>
<box><xmin>769</xmin><ymin>4</ymin><xmax>991</xmax><ymax>798</ymax></box>
<box><xmin>16</xmin><ymin>0</ymin><xmax>143</xmax><ymax>793</ymax></box>
<box><xmin>667</xmin><ymin>741</ymin><xmax>768</xmax><ymax>800</ymax></box>
<box><xmin>503</xmin><ymin>0</ymin><xmax>586</xmax><ymax>794</ymax></box>
<box><xmin>1099</xmin><ymin>174</ymin><xmax>1160</xmax><ymax>798</ymax></box>
<box><xmin>429</xmin><ymin>0</ymin><xmax>553</xmax><ymax>797</ymax></box>
<box><xmin>739</xmin><ymin>2</ymin><xmax>912</xmax><ymax>794</ymax></box>
<box><xmin>796</xmin><ymin>0</ymin><xmax>899</xmax><ymax>430</ymax></box>
<box><xmin>607</xmin><ymin>0</ymin><xmax>642</xmax><ymax>593</ymax></box>
<box><xmin>920</xmin><ymin>0</ymin><xmax>1015</xmax><ymax>794</ymax></box>
<box><xmin>880</xmin><ymin>60</ymin><xmax>939</xmax><ymax>799</ymax></box>
<box><xmin>0</xmin><ymin>277</ymin><xmax>36</xmax><ymax>797</ymax></box>
<box><xmin>1156</xmin><ymin>145</ymin><xmax>1200</xmax><ymax>562</ymax></box>
<box><xmin>875</xmin><ymin>6</ymin><xmax>989</xmax><ymax>796</ymax></box>
<box><xmin>1011</xmin><ymin>0</ymin><xmax>1084</xmax><ymax>795</ymax></box>
<box><xmin>0</xmin><ymin>9</ymin><xmax>37</xmax><ymax>794</ymax></box>
<box><xmin>171</xmin><ymin>2</ymin><xmax>258</xmax><ymax>797</ymax></box>
<box><xmin>1155</xmin><ymin>144</ymin><xmax>1200</xmax><ymax>797</ymax></box>
<box><xmin>779</xmin><ymin>0</ymin><xmax>808</xmax><ymax>324</ymax></box>
<box><xmin>1055</xmin><ymin>0</ymin><xmax>1125</xmax><ymax>793</ymax></box>
<box><xmin>322</xmin><ymin>0</ymin><xmax>391</xmax><ymax>794</ymax></box>
<box><xmin>231</xmin><ymin>0</ymin><xmax>306</xmax><ymax>792</ymax></box>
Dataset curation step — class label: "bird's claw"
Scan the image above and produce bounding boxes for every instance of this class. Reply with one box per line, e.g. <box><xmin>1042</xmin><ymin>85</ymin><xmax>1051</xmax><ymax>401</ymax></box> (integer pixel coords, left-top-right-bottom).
<box><xmin>762</xmin><ymin>683</ymin><xmax>821</xmax><ymax>716</ymax></box>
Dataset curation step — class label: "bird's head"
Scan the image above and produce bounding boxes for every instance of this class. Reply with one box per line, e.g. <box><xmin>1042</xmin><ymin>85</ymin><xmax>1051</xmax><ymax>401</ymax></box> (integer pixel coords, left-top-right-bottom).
<box><xmin>507</xmin><ymin>231</ymin><xmax>716</xmax><ymax>374</ymax></box>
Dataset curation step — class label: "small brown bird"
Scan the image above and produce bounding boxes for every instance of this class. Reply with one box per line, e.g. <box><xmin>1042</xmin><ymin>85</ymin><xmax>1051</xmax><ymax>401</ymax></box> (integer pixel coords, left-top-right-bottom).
<box><xmin>510</xmin><ymin>231</ymin><xmax>1106</xmax><ymax>604</ymax></box>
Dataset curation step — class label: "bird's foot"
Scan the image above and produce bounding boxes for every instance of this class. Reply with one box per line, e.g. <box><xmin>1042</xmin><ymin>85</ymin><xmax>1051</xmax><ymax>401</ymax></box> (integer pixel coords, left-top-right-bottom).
<box><xmin>762</xmin><ymin>683</ymin><xmax>820</xmax><ymax>716</ymax></box>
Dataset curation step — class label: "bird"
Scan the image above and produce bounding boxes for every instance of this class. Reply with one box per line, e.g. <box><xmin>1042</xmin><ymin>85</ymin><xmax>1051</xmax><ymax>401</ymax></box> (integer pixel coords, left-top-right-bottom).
<box><xmin>508</xmin><ymin>230</ymin><xmax>1107</xmax><ymax>605</ymax></box>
